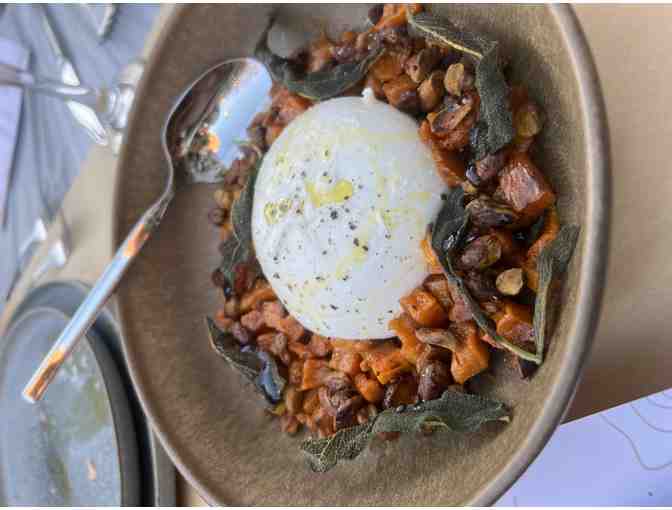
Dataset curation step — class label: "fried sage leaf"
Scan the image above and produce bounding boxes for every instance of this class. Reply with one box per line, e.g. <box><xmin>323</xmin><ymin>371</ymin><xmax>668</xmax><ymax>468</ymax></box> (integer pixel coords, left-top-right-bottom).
<box><xmin>255</xmin><ymin>19</ymin><xmax>383</xmax><ymax>101</ymax></box>
<box><xmin>408</xmin><ymin>10</ymin><xmax>513</xmax><ymax>159</ymax></box>
<box><xmin>532</xmin><ymin>225</ymin><xmax>580</xmax><ymax>363</ymax></box>
<box><xmin>431</xmin><ymin>188</ymin><xmax>541</xmax><ymax>364</ymax></box>
<box><xmin>407</xmin><ymin>10</ymin><xmax>487</xmax><ymax>59</ymax></box>
<box><xmin>473</xmin><ymin>46</ymin><xmax>514</xmax><ymax>159</ymax></box>
<box><xmin>218</xmin><ymin>165</ymin><xmax>259</xmax><ymax>295</ymax></box>
<box><xmin>206</xmin><ymin>317</ymin><xmax>286</xmax><ymax>405</ymax></box>
<box><xmin>301</xmin><ymin>389</ymin><xmax>509</xmax><ymax>473</ymax></box>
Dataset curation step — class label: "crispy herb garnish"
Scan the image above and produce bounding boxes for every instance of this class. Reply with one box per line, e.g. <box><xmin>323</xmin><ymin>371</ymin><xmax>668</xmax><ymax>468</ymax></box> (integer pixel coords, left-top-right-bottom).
<box><xmin>532</xmin><ymin>225</ymin><xmax>580</xmax><ymax>363</ymax></box>
<box><xmin>301</xmin><ymin>389</ymin><xmax>509</xmax><ymax>473</ymax></box>
<box><xmin>408</xmin><ymin>10</ymin><xmax>513</xmax><ymax>159</ymax></box>
<box><xmin>254</xmin><ymin>19</ymin><xmax>384</xmax><ymax>101</ymax></box>
<box><xmin>218</xmin><ymin>165</ymin><xmax>259</xmax><ymax>296</ymax></box>
<box><xmin>473</xmin><ymin>46</ymin><xmax>513</xmax><ymax>159</ymax></box>
<box><xmin>430</xmin><ymin>188</ymin><xmax>541</xmax><ymax>364</ymax></box>
<box><xmin>206</xmin><ymin>317</ymin><xmax>286</xmax><ymax>405</ymax></box>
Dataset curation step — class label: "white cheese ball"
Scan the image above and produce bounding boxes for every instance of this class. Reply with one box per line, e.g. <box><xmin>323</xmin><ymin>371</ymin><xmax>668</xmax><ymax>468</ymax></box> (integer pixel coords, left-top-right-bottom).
<box><xmin>251</xmin><ymin>90</ymin><xmax>445</xmax><ymax>339</ymax></box>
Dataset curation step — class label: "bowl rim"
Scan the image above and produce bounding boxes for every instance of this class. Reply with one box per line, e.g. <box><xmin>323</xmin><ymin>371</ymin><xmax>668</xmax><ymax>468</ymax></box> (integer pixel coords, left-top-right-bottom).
<box><xmin>114</xmin><ymin>4</ymin><xmax>611</xmax><ymax>505</ymax></box>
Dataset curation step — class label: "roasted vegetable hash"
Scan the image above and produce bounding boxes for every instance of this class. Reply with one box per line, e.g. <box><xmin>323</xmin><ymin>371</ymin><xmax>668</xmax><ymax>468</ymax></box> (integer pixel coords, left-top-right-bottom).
<box><xmin>202</xmin><ymin>4</ymin><xmax>578</xmax><ymax>472</ymax></box>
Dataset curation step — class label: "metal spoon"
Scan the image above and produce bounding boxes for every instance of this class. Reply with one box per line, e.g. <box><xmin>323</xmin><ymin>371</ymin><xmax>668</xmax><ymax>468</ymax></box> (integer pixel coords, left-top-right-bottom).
<box><xmin>22</xmin><ymin>51</ymin><xmax>273</xmax><ymax>403</ymax></box>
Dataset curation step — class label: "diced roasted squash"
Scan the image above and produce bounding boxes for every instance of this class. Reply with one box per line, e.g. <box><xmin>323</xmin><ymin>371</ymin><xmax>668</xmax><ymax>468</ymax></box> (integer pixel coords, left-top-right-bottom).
<box><xmin>288</xmin><ymin>359</ymin><xmax>304</xmax><ymax>386</ymax></box>
<box><xmin>240</xmin><ymin>282</ymin><xmax>277</xmax><ymax>313</ymax></box>
<box><xmin>495</xmin><ymin>300</ymin><xmax>535</xmax><ymax>347</ymax></box>
<box><xmin>330</xmin><ymin>339</ymin><xmax>376</xmax><ymax>353</ymax></box>
<box><xmin>524</xmin><ymin>207</ymin><xmax>560</xmax><ymax>291</ymax></box>
<box><xmin>256</xmin><ymin>331</ymin><xmax>291</xmax><ymax>365</ymax></box>
<box><xmin>302</xmin><ymin>388</ymin><xmax>320</xmax><ymax>415</ymax></box>
<box><xmin>423</xmin><ymin>275</ymin><xmax>453</xmax><ymax>310</ymax></box>
<box><xmin>289</xmin><ymin>335</ymin><xmax>329</xmax><ymax>360</ymax></box>
<box><xmin>264</xmin><ymin>303</ymin><xmax>305</xmax><ymax>343</ymax></box>
<box><xmin>419</xmin><ymin>120</ymin><xmax>466</xmax><ymax>186</ymax></box>
<box><xmin>276</xmin><ymin>93</ymin><xmax>312</xmax><ymax>124</ymax></box>
<box><xmin>329</xmin><ymin>349</ymin><xmax>363</xmax><ymax>376</ymax></box>
<box><xmin>361</xmin><ymin>344</ymin><xmax>413</xmax><ymax>384</ymax></box>
<box><xmin>353</xmin><ymin>373</ymin><xmax>384</xmax><ymax>403</ymax></box>
<box><xmin>399</xmin><ymin>288</ymin><xmax>449</xmax><ymax>327</ymax></box>
<box><xmin>383</xmin><ymin>375</ymin><xmax>419</xmax><ymax>408</ymax></box>
<box><xmin>375</xmin><ymin>3</ymin><xmax>422</xmax><ymax>30</ymax></box>
<box><xmin>389</xmin><ymin>313</ymin><xmax>422</xmax><ymax>364</ymax></box>
<box><xmin>301</xmin><ymin>360</ymin><xmax>339</xmax><ymax>391</ymax></box>
<box><xmin>382</xmin><ymin>74</ymin><xmax>419</xmax><ymax>112</ymax></box>
<box><xmin>499</xmin><ymin>154</ymin><xmax>556</xmax><ymax>221</ymax></box>
<box><xmin>527</xmin><ymin>207</ymin><xmax>560</xmax><ymax>262</ymax></box>
<box><xmin>371</xmin><ymin>52</ymin><xmax>404</xmax><ymax>82</ymax></box>
<box><xmin>450</xmin><ymin>321</ymin><xmax>490</xmax><ymax>384</ymax></box>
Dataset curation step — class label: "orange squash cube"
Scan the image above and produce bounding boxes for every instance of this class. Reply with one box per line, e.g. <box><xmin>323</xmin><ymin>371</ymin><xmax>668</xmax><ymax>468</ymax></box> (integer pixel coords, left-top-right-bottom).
<box><xmin>495</xmin><ymin>301</ymin><xmax>534</xmax><ymax>346</ymax></box>
<box><xmin>389</xmin><ymin>313</ymin><xmax>423</xmax><ymax>364</ymax></box>
<box><xmin>353</xmin><ymin>373</ymin><xmax>384</xmax><ymax>403</ymax></box>
<box><xmin>329</xmin><ymin>349</ymin><xmax>362</xmax><ymax>377</ymax></box>
<box><xmin>400</xmin><ymin>288</ymin><xmax>449</xmax><ymax>327</ymax></box>
<box><xmin>450</xmin><ymin>322</ymin><xmax>490</xmax><ymax>384</ymax></box>
<box><xmin>500</xmin><ymin>154</ymin><xmax>556</xmax><ymax>221</ymax></box>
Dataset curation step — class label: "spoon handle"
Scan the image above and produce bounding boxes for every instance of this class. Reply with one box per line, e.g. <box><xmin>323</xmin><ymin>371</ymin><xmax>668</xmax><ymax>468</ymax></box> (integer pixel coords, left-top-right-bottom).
<box><xmin>22</xmin><ymin>195</ymin><xmax>173</xmax><ymax>403</ymax></box>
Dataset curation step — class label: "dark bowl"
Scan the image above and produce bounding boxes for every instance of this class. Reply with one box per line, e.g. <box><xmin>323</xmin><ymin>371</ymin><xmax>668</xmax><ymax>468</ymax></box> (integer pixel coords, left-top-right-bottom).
<box><xmin>114</xmin><ymin>4</ymin><xmax>610</xmax><ymax>505</ymax></box>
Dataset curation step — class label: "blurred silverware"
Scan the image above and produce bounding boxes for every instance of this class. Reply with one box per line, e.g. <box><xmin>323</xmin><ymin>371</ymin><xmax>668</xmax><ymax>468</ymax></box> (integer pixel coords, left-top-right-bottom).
<box><xmin>0</xmin><ymin>61</ymin><xmax>135</xmax><ymax>146</ymax></box>
<box><xmin>22</xmin><ymin>23</ymin><xmax>274</xmax><ymax>402</ymax></box>
<box><xmin>82</xmin><ymin>4</ymin><xmax>118</xmax><ymax>42</ymax></box>
<box><xmin>38</xmin><ymin>5</ymin><xmax>108</xmax><ymax>146</ymax></box>
<box><xmin>109</xmin><ymin>59</ymin><xmax>145</xmax><ymax>155</ymax></box>
<box><xmin>30</xmin><ymin>237</ymin><xmax>70</xmax><ymax>284</ymax></box>
<box><xmin>5</xmin><ymin>210</ymin><xmax>71</xmax><ymax>303</ymax></box>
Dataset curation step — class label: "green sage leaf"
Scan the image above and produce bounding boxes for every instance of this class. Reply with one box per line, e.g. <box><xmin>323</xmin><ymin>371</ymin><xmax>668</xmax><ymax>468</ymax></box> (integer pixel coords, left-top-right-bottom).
<box><xmin>473</xmin><ymin>46</ymin><xmax>514</xmax><ymax>159</ymax></box>
<box><xmin>206</xmin><ymin>317</ymin><xmax>286</xmax><ymax>405</ymax></box>
<box><xmin>532</xmin><ymin>225</ymin><xmax>580</xmax><ymax>363</ymax></box>
<box><xmin>218</xmin><ymin>165</ymin><xmax>259</xmax><ymax>295</ymax></box>
<box><xmin>255</xmin><ymin>20</ymin><xmax>383</xmax><ymax>101</ymax></box>
<box><xmin>430</xmin><ymin>188</ymin><xmax>541</xmax><ymax>364</ymax></box>
<box><xmin>408</xmin><ymin>10</ymin><xmax>513</xmax><ymax>159</ymax></box>
<box><xmin>407</xmin><ymin>11</ymin><xmax>487</xmax><ymax>59</ymax></box>
<box><xmin>301</xmin><ymin>389</ymin><xmax>509</xmax><ymax>473</ymax></box>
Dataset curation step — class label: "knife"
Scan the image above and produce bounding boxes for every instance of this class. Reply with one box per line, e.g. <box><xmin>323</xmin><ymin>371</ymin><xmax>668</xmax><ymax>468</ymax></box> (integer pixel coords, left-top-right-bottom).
<box><xmin>38</xmin><ymin>5</ymin><xmax>108</xmax><ymax>146</ymax></box>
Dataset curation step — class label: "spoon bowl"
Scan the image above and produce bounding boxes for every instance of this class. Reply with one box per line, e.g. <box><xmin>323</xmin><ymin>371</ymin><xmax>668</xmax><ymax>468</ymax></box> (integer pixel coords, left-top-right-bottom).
<box><xmin>22</xmin><ymin>51</ymin><xmax>272</xmax><ymax>402</ymax></box>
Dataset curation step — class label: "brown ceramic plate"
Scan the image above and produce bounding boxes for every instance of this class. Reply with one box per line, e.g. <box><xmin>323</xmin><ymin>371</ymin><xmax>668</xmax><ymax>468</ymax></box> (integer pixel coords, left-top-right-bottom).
<box><xmin>114</xmin><ymin>4</ymin><xmax>610</xmax><ymax>505</ymax></box>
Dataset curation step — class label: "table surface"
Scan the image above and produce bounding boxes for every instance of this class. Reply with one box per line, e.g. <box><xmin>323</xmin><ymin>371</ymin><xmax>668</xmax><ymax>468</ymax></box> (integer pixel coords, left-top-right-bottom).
<box><xmin>2</xmin><ymin>4</ymin><xmax>671</xmax><ymax>507</ymax></box>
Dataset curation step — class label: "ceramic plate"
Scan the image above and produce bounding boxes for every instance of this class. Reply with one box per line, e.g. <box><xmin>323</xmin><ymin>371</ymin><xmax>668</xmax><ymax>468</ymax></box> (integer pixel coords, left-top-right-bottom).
<box><xmin>114</xmin><ymin>5</ymin><xmax>609</xmax><ymax>505</ymax></box>
<box><xmin>0</xmin><ymin>307</ymin><xmax>139</xmax><ymax>505</ymax></box>
<box><xmin>9</xmin><ymin>280</ymin><xmax>176</xmax><ymax>506</ymax></box>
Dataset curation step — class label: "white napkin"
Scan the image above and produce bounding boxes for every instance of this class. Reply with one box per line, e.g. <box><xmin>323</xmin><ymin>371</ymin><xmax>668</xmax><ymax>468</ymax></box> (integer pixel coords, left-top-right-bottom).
<box><xmin>497</xmin><ymin>386</ymin><xmax>672</xmax><ymax>505</ymax></box>
<box><xmin>0</xmin><ymin>37</ymin><xmax>29</xmax><ymax>227</ymax></box>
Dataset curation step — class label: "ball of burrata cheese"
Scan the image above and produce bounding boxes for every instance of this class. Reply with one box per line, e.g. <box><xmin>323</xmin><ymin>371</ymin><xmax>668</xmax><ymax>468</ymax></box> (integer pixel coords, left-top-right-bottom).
<box><xmin>251</xmin><ymin>90</ymin><xmax>445</xmax><ymax>339</ymax></box>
